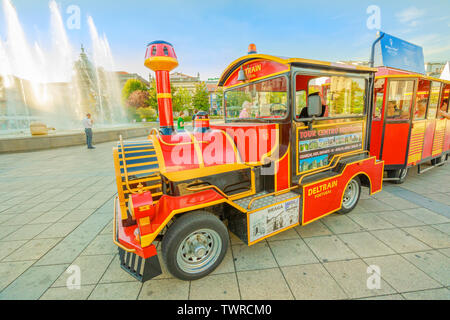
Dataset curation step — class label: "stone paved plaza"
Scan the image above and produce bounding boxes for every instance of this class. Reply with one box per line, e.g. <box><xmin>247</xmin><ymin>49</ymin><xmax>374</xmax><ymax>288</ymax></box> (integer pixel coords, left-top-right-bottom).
<box><xmin>0</xmin><ymin>139</ymin><xmax>449</xmax><ymax>300</ymax></box>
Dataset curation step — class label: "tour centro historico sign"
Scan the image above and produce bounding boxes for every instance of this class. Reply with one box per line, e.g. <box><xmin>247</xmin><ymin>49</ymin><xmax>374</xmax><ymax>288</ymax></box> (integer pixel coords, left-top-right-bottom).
<box><xmin>376</xmin><ymin>32</ymin><xmax>426</xmax><ymax>75</ymax></box>
<box><xmin>297</xmin><ymin>121</ymin><xmax>364</xmax><ymax>175</ymax></box>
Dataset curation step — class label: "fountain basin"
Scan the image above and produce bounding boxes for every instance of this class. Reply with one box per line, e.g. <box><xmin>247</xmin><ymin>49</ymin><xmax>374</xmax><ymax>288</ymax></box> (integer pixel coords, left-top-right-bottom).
<box><xmin>0</xmin><ymin>123</ymin><xmax>157</xmax><ymax>153</ymax></box>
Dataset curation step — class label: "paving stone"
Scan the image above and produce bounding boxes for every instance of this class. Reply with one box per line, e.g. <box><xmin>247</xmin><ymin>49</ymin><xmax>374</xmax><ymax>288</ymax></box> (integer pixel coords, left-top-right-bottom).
<box><xmin>323</xmin><ymin>259</ymin><xmax>396</xmax><ymax>299</ymax></box>
<box><xmin>34</xmin><ymin>222</ymin><xmax>81</xmax><ymax>239</ymax></box>
<box><xmin>403</xmin><ymin>226</ymin><xmax>450</xmax><ymax>249</ymax></box>
<box><xmin>373</xmin><ymin>210</ymin><xmax>425</xmax><ymax>228</ymax></box>
<box><xmin>401</xmin><ymin>208</ymin><xmax>449</xmax><ymax>225</ymax></box>
<box><xmin>58</xmin><ymin>209</ymin><xmax>95</xmax><ymax>223</ymax></box>
<box><xmin>295</xmin><ymin>220</ymin><xmax>332</xmax><ymax>238</ymax></box>
<box><xmin>401</xmin><ymin>288</ymin><xmax>450</xmax><ymax>300</ymax></box>
<box><xmin>211</xmin><ymin>247</ymin><xmax>235</xmax><ymax>275</ymax></box>
<box><xmin>52</xmin><ymin>254</ymin><xmax>115</xmax><ymax>287</ymax></box>
<box><xmin>431</xmin><ymin>223</ymin><xmax>450</xmax><ymax>235</ymax></box>
<box><xmin>358</xmin><ymin>199</ymin><xmax>395</xmax><ymax>212</ymax></box>
<box><xmin>29</xmin><ymin>210</ymin><xmax>71</xmax><ymax>224</ymax></box>
<box><xmin>35</xmin><ymin>213</ymin><xmax>112</xmax><ymax>266</ymax></box>
<box><xmin>80</xmin><ymin>234</ymin><xmax>117</xmax><ymax>256</ymax></box>
<box><xmin>0</xmin><ymin>225</ymin><xmax>21</xmax><ymax>240</ymax></box>
<box><xmin>3</xmin><ymin>238</ymin><xmax>61</xmax><ymax>262</ymax></box>
<box><xmin>268</xmin><ymin>239</ymin><xmax>318</xmax><ymax>267</ymax></box>
<box><xmin>40</xmin><ymin>285</ymin><xmax>95</xmax><ymax>300</ymax></box>
<box><xmin>0</xmin><ymin>260</ymin><xmax>34</xmax><ymax>291</ymax></box>
<box><xmin>438</xmin><ymin>248</ymin><xmax>450</xmax><ymax>258</ymax></box>
<box><xmin>0</xmin><ymin>240</ymin><xmax>27</xmax><ymax>261</ymax></box>
<box><xmin>402</xmin><ymin>251</ymin><xmax>450</xmax><ymax>286</ymax></box>
<box><xmin>303</xmin><ymin>235</ymin><xmax>358</xmax><ymax>262</ymax></box>
<box><xmin>3</xmin><ymin>212</ymin><xmax>45</xmax><ymax>227</ymax></box>
<box><xmin>359</xmin><ymin>294</ymin><xmax>404</xmax><ymax>300</ymax></box>
<box><xmin>265</xmin><ymin>227</ymin><xmax>300</xmax><ymax>242</ymax></box>
<box><xmin>348</xmin><ymin>212</ymin><xmax>395</xmax><ymax>231</ymax></box>
<box><xmin>379</xmin><ymin>197</ymin><xmax>420</xmax><ymax>210</ymax></box>
<box><xmin>89</xmin><ymin>282</ymin><xmax>141</xmax><ymax>300</ymax></box>
<box><xmin>371</xmin><ymin>228</ymin><xmax>431</xmax><ymax>253</ymax></box>
<box><xmin>321</xmin><ymin>215</ymin><xmax>364</xmax><ymax>234</ymax></box>
<box><xmin>237</xmin><ymin>268</ymin><xmax>294</xmax><ymax>300</ymax></box>
<box><xmin>364</xmin><ymin>255</ymin><xmax>441</xmax><ymax>293</ymax></box>
<box><xmin>338</xmin><ymin>232</ymin><xmax>395</xmax><ymax>258</ymax></box>
<box><xmin>99</xmin><ymin>254</ymin><xmax>141</xmax><ymax>283</ymax></box>
<box><xmin>7</xmin><ymin>223</ymin><xmax>52</xmax><ymax>241</ymax></box>
<box><xmin>0</xmin><ymin>264</ymin><xmax>68</xmax><ymax>300</ymax></box>
<box><xmin>190</xmin><ymin>273</ymin><xmax>240</xmax><ymax>300</ymax></box>
<box><xmin>138</xmin><ymin>278</ymin><xmax>189</xmax><ymax>300</ymax></box>
<box><xmin>232</xmin><ymin>242</ymin><xmax>277</xmax><ymax>271</ymax></box>
<box><xmin>281</xmin><ymin>264</ymin><xmax>347</xmax><ymax>300</ymax></box>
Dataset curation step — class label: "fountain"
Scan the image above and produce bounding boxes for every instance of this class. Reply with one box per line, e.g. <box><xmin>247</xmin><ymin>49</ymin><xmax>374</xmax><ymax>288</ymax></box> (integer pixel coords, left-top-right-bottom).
<box><xmin>0</xmin><ymin>0</ymin><xmax>126</xmax><ymax>135</ymax></box>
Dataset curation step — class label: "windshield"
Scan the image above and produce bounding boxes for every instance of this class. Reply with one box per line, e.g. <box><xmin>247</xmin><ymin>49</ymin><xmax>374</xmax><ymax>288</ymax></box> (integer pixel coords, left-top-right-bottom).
<box><xmin>224</xmin><ymin>76</ymin><xmax>288</xmax><ymax>121</ymax></box>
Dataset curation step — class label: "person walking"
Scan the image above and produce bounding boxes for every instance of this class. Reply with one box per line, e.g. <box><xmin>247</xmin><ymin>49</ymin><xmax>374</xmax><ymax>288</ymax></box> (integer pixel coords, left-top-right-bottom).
<box><xmin>83</xmin><ymin>113</ymin><xmax>95</xmax><ymax>149</ymax></box>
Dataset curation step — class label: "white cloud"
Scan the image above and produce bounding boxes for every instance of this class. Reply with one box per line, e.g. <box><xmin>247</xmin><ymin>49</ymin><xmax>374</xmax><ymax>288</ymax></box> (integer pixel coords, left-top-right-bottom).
<box><xmin>396</xmin><ymin>6</ymin><xmax>426</xmax><ymax>27</ymax></box>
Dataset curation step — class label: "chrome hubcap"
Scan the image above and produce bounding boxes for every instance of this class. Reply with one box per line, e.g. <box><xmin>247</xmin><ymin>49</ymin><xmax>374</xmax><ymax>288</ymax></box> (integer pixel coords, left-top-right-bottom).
<box><xmin>342</xmin><ymin>180</ymin><xmax>359</xmax><ymax>209</ymax></box>
<box><xmin>176</xmin><ymin>229</ymin><xmax>221</xmax><ymax>274</ymax></box>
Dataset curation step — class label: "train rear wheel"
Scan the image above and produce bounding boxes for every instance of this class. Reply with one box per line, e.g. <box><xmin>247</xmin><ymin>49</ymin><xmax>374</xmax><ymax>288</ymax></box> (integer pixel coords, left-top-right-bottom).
<box><xmin>387</xmin><ymin>168</ymin><xmax>408</xmax><ymax>184</ymax></box>
<box><xmin>161</xmin><ymin>211</ymin><xmax>229</xmax><ymax>281</ymax></box>
<box><xmin>338</xmin><ymin>176</ymin><xmax>361</xmax><ymax>214</ymax></box>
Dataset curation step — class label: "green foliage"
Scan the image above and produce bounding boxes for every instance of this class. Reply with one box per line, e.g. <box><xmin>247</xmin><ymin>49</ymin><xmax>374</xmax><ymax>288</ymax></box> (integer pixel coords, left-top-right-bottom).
<box><xmin>214</xmin><ymin>87</ymin><xmax>224</xmax><ymax>108</ymax></box>
<box><xmin>136</xmin><ymin>107</ymin><xmax>157</xmax><ymax>120</ymax></box>
<box><xmin>225</xmin><ymin>90</ymin><xmax>251</xmax><ymax>109</ymax></box>
<box><xmin>147</xmin><ymin>80</ymin><xmax>158</xmax><ymax>110</ymax></box>
<box><xmin>192</xmin><ymin>82</ymin><xmax>210</xmax><ymax>112</ymax></box>
<box><xmin>122</xmin><ymin>79</ymin><xmax>148</xmax><ymax>105</ymax></box>
<box><xmin>173</xmin><ymin>87</ymin><xmax>192</xmax><ymax>112</ymax></box>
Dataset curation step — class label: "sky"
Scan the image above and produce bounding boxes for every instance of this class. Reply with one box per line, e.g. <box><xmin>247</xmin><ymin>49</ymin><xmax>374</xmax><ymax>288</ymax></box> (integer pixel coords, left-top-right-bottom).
<box><xmin>0</xmin><ymin>0</ymin><xmax>449</xmax><ymax>80</ymax></box>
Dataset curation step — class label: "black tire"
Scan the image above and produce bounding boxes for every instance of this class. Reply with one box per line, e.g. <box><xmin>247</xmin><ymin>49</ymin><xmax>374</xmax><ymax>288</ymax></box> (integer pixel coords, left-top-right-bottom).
<box><xmin>431</xmin><ymin>155</ymin><xmax>444</xmax><ymax>166</ymax></box>
<box><xmin>337</xmin><ymin>176</ymin><xmax>361</xmax><ymax>214</ymax></box>
<box><xmin>161</xmin><ymin>211</ymin><xmax>229</xmax><ymax>281</ymax></box>
<box><xmin>387</xmin><ymin>168</ymin><xmax>408</xmax><ymax>184</ymax></box>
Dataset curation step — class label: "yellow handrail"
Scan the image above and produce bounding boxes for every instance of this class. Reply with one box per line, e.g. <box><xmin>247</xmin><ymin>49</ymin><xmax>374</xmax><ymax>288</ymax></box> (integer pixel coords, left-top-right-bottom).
<box><xmin>113</xmin><ymin>196</ymin><xmax>136</xmax><ymax>253</ymax></box>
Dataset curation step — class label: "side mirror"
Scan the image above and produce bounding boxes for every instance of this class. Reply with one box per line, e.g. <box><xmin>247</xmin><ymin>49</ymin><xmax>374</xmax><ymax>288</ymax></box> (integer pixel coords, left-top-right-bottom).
<box><xmin>307</xmin><ymin>95</ymin><xmax>322</xmax><ymax>117</ymax></box>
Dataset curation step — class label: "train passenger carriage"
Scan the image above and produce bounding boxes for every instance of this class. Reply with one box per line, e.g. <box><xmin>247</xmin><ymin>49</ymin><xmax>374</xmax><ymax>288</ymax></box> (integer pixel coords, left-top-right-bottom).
<box><xmin>369</xmin><ymin>68</ymin><xmax>450</xmax><ymax>183</ymax></box>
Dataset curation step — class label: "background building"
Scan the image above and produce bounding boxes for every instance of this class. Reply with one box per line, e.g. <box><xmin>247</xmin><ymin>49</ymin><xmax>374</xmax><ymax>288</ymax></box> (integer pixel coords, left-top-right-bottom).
<box><xmin>425</xmin><ymin>62</ymin><xmax>447</xmax><ymax>78</ymax></box>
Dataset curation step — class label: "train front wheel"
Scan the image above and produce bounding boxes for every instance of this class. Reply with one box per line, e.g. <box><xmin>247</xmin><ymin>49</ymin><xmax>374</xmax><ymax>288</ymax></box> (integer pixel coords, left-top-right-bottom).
<box><xmin>161</xmin><ymin>211</ymin><xmax>229</xmax><ymax>281</ymax></box>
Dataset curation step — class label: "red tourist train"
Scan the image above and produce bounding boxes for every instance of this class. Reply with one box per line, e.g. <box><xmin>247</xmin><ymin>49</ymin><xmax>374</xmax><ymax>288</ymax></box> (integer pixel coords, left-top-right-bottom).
<box><xmin>111</xmin><ymin>40</ymin><xmax>384</xmax><ymax>282</ymax></box>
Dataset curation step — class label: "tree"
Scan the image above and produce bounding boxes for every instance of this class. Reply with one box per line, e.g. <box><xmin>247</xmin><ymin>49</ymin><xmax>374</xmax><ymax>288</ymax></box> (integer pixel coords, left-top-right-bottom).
<box><xmin>192</xmin><ymin>82</ymin><xmax>210</xmax><ymax>112</ymax></box>
<box><xmin>127</xmin><ymin>90</ymin><xmax>150</xmax><ymax>109</ymax></box>
<box><xmin>122</xmin><ymin>79</ymin><xmax>148</xmax><ymax>105</ymax></box>
<box><xmin>147</xmin><ymin>79</ymin><xmax>158</xmax><ymax>110</ymax></box>
<box><xmin>173</xmin><ymin>87</ymin><xmax>192</xmax><ymax>113</ymax></box>
<box><xmin>136</xmin><ymin>107</ymin><xmax>157</xmax><ymax>120</ymax></box>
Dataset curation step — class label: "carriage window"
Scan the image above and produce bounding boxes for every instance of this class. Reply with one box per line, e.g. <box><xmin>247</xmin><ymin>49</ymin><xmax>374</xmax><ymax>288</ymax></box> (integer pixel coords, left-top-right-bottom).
<box><xmin>225</xmin><ymin>76</ymin><xmax>288</xmax><ymax>120</ymax></box>
<box><xmin>386</xmin><ymin>80</ymin><xmax>414</xmax><ymax>120</ymax></box>
<box><xmin>373</xmin><ymin>78</ymin><xmax>385</xmax><ymax>120</ymax></box>
<box><xmin>295</xmin><ymin>90</ymin><xmax>307</xmax><ymax>117</ymax></box>
<box><xmin>414</xmin><ymin>79</ymin><xmax>430</xmax><ymax>120</ymax></box>
<box><xmin>326</xmin><ymin>76</ymin><xmax>365</xmax><ymax>117</ymax></box>
<box><xmin>427</xmin><ymin>82</ymin><xmax>441</xmax><ymax>119</ymax></box>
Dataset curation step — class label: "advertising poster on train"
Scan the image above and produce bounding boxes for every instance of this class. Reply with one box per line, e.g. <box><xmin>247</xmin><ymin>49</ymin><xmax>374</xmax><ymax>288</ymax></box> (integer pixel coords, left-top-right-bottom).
<box><xmin>297</xmin><ymin>122</ymin><xmax>364</xmax><ymax>173</ymax></box>
<box><xmin>249</xmin><ymin>198</ymin><xmax>300</xmax><ymax>243</ymax></box>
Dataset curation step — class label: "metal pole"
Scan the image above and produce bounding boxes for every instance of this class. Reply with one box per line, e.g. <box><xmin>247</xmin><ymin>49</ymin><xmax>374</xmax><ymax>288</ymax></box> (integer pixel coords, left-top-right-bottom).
<box><xmin>369</xmin><ymin>31</ymin><xmax>385</xmax><ymax>68</ymax></box>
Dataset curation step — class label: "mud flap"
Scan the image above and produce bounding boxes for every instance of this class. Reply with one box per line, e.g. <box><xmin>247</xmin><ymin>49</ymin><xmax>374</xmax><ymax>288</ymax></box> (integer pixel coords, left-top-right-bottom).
<box><xmin>118</xmin><ymin>248</ymin><xmax>162</xmax><ymax>282</ymax></box>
